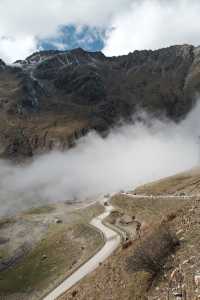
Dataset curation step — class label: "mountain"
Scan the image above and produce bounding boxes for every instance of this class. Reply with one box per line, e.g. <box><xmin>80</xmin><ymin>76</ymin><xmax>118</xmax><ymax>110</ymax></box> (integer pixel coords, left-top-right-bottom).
<box><xmin>0</xmin><ymin>44</ymin><xmax>200</xmax><ymax>159</ymax></box>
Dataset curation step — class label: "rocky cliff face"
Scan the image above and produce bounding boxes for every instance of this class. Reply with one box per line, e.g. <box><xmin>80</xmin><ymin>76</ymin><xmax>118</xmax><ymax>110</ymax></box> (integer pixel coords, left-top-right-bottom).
<box><xmin>0</xmin><ymin>44</ymin><xmax>200</xmax><ymax>159</ymax></box>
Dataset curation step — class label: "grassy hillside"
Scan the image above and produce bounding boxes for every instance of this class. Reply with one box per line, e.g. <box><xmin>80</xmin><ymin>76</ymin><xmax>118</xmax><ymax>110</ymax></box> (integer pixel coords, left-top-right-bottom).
<box><xmin>0</xmin><ymin>202</ymin><xmax>104</xmax><ymax>300</ymax></box>
<box><xmin>134</xmin><ymin>167</ymin><xmax>200</xmax><ymax>195</ymax></box>
<box><xmin>60</xmin><ymin>168</ymin><xmax>200</xmax><ymax>300</ymax></box>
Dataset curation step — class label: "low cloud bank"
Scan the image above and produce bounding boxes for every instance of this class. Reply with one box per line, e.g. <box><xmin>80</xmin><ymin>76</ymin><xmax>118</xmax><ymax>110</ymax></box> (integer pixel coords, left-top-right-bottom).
<box><xmin>0</xmin><ymin>103</ymin><xmax>200</xmax><ymax>216</ymax></box>
<box><xmin>104</xmin><ymin>0</ymin><xmax>200</xmax><ymax>56</ymax></box>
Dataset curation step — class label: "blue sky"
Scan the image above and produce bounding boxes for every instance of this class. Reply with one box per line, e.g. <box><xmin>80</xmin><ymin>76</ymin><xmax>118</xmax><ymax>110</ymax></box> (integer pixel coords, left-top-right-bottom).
<box><xmin>1</xmin><ymin>1</ymin><xmax>200</xmax><ymax>62</ymax></box>
<box><xmin>38</xmin><ymin>25</ymin><xmax>106</xmax><ymax>52</ymax></box>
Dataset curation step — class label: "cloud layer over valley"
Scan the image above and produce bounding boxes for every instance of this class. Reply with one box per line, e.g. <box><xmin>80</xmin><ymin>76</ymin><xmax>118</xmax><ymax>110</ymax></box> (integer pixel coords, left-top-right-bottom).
<box><xmin>0</xmin><ymin>103</ymin><xmax>200</xmax><ymax>217</ymax></box>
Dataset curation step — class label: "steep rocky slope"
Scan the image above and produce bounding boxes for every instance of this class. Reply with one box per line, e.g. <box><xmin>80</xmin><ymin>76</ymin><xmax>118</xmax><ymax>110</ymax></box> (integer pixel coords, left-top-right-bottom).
<box><xmin>0</xmin><ymin>44</ymin><xmax>200</xmax><ymax>158</ymax></box>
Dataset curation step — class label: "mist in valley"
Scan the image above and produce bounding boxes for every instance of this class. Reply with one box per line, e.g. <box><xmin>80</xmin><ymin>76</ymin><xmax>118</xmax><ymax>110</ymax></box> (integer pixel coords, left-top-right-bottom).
<box><xmin>0</xmin><ymin>102</ymin><xmax>200</xmax><ymax>217</ymax></box>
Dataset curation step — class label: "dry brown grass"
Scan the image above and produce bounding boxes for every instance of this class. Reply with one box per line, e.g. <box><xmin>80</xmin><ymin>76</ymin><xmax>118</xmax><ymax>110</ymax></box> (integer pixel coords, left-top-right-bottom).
<box><xmin>60</xmin><ymin>169</ymin><xmax>200</xmax><ymax>300</ymax></box>
<box><xmin>134</xmin><ymin>168</ymin><xmax>200</xmax><ymax>195</ymax></box>
<box><xmin>127</xmin><ymin>225</ymin><xmax>179</xmax><ymax>275</ymax></box>
<box><xmin>110</xmin><ymin>193</ymin><xmax>188</xmax><ymax>228</ymax></box>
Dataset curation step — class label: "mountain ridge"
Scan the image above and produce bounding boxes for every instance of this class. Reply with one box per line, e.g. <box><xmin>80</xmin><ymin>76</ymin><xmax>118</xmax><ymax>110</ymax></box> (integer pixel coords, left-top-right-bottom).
<box><xmin>0</xmin><ymin>44</ymin><xmax>200</xmax><ymax>159</ymax></box>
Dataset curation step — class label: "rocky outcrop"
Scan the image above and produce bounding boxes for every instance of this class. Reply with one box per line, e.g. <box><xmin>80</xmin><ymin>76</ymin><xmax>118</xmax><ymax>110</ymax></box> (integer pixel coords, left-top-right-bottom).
<box><xmin>0</xmin><ymin>44</ymin><xmax>200</xmax><ymax>158</ymax></box>
<box><xmin>0</xmin><ymin>59</ymin><xmax>6</xmax><ymax>70</ymax></box>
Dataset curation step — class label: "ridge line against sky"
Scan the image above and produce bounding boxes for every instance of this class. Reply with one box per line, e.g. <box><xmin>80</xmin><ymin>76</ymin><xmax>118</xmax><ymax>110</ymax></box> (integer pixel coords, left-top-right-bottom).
<box><xmin>0</xmin><ymin>0</ymin><xmax>200</xmax><ymax>62</ymax></box>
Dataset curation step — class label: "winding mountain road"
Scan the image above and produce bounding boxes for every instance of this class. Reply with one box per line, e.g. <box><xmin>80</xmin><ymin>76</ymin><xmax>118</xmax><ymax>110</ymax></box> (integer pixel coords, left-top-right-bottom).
<box><xmin>43</xmin><ymin>199</ymin><xmax>121</xmax><ymax>300</ymax></box>
<box><xmin>42</xmin><ymin>192</ymin><xmax>196</xmax><ymax>300</ymax></box>
<box><xmin>122</xmin><ymin>192</ymin><xmax>198</xmax><ymax>199</ymax></box>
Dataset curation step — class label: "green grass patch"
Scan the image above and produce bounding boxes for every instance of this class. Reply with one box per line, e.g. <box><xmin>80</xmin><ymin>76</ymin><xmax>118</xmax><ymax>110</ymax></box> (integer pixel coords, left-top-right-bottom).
<box><xmin>73</xmin><ymin>203</ymin><xmax>104</xmax><ymax>223</ymax></box>
<box><xmin>0</xmin><ymin>202</ymin><xmax>104</xmax><ymax>297</ymax></box>
<box><xmin>0</xmin><ymin>248</ymin><xmax>8</xmax><ymax>260</ymax></box>
<box><xmin>0</xmin><ymin>224</ymin><xmax>81</xmax><ymax>295</ymax></box>
<box><xmin>25</xmin><ymin>205</ymin><xmax>55</xmax><ymax>215</ymax></box>
<box><xmin>0</xmin><ymin>217</ymin><xmax>15</xmax><ymax>229</ymax></box>
<box><xmin>0</xmin><ymin>221</ymin><xmax>103</xmax><ymax>296</ymax></box>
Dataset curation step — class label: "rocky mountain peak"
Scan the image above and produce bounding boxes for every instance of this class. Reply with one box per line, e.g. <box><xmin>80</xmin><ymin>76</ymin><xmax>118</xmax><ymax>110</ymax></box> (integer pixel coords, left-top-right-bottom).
<box><xmin>0</xmin><ymin>59</ymin><xmax>6</xmax><ymax>69</ymax></box>
<box><xmin>14</xmin><ymin>47</ymin><xmax>105</xmax><ymax>69</ymax></box>
<box><xmin>0</xmin><ymin>44</ymin><xmax>200</xmax><ymax>158</ymax></box>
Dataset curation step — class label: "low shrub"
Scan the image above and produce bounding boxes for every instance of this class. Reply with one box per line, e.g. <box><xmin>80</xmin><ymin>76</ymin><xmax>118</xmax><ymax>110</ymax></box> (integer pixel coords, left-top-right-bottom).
<box><xmin>127</xmin><ymin>225</ymin><xmax>179</xmax><ymax>275</ymax></box>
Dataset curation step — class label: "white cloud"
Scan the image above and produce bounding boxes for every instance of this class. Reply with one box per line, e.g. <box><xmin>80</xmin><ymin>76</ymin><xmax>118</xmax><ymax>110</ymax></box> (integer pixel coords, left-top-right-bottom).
<box><xmin>103</xmin><ymin>0</ymin><xmax>200</xmax><ymax>56</ymax></box>
<box><xmin>0</xmin><ymin>102</ymin><xmax>200</xmax><ymax>217</ymax></box>
<box><xmin>0</xmin><ymin>0</ymin><xmax>132</xmax><ymax>36</ymax></box>
<box><xmin>0</xmin><ymin>0</ymin><xmax>132</xmax><ymax>62</ymax></box>
<box><xmin>0</xmin><ymin>36</ymin><xmax>37</xmax><ymax>63</ymax></box>
<box><xmin>1</xmin><ymin>1</ymin><xmax>200</xmax><ymax>63</ymax></box>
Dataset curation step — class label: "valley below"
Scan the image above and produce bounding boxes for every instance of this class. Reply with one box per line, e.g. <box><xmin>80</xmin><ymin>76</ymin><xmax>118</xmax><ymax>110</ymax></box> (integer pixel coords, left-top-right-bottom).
<box><xmin>0</xmin><ymin>168</ymin><xmax>200</xmax><ymax>299</ymax></box>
